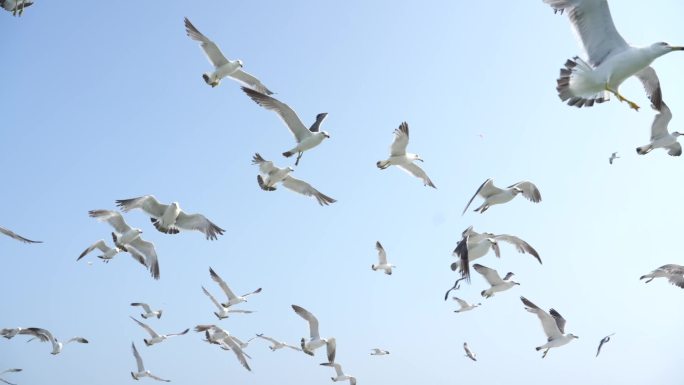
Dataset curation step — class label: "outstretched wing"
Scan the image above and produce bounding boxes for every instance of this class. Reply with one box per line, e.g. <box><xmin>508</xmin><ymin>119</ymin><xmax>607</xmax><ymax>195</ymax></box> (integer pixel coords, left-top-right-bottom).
<box><xmin>115</xmin><ymin>195</ymin><xmax>167</xmax><ymax>218</ymax></box>
<box><xmin>251</xmin><ymin>153</ymin><xmax>277</xmax><ymax>175</ymax></box>
<box><xmin>184</xmin><ymin>17</ymin><xmax>229</xmax><ymax>68</ymax></box>
<box><xmin>492</xmin><ymin>234</ymin><xmax>542</xmax><ymax>264</ymax></box>
<box><xmin>397</xmin><ymin>163</ymin><xmax>436</xmax><ymax>188</ymax></box>
<box><xmin>507</xmin><ymin>181</ymin><xmax>542</xmax><ymax>203</ymax></box>
<box><xmin>130</xmin><ymin>317</ymin><xmax>160</xmax><ymax>338</ymax></box>
<box><xmin>281</xmin><ymin>176</ymin><xmax>336</xmax><ymax>206</ymax></box>
<box><xmin>650</xmin><ymin>101</ymin><xmax>672</xmax><ymax>141</ymax></box>
<box><xmin>241</xmin><ymin>87</ymin><xmax>311</xmax><ymax>142</ymax></box>
<box><xmin>129</xmin><ymin>238</ymin><xmax>160</xmax><ymax>279</ymax></box>
<box><xmin>0</xmin><ymin>226</ymin><xmax>41</xmax><ymax>243</ymax></box>
<box><xmin>520</xmin><ymin>296</ymin><xmax>562</xmax><ymax>339</ymax></box>
<box><xmin>375</xmin><ymin>241</ymin><xmax>387</xmax><ymax>264</ymax></box>
<box><xmin>462</xmin><ymin>179</ymin><xmax>499</xmax><ymax>215</ymax></box>
<box><xmin>229</xmin><ymin>69</ymin><xmax>273</xmax><ymax>95</ymax></box>
<box><xmin>221</xmin><ymin>336</ymin><xmax>252</xmax><ymax>371</ymax></box>
<box><xmin>175</xmin><ymin>212</ymin><xmax>225</xmax><ymax>240</ymax></box>
<box><xmin>131</xmin><ymin>342</ymin><xmax>145</xmax><ymax>372</ymax></box>
<box><xmin>77</xmin><ymin>240</ymin><xmax>110</xmax><ymax>261</ymax></box>
<box><xmin>88</xmin><ymin>210</ymin><xmax>132</xmax><ymax>234</ymax></box>
<box><xmin>549</xmin><ymin>309</ymin><xmax>567</xmax><ymax>334</ymax></box>
<box><xmin>472</xmin><ymin>264</ymin><xmax>503</xmax><ymax>286</ymax></box>
<box><xmin>389</xmin><ymin>122</ymin><xmax>409</xmax><ymax>156</ymax></box>
<box><xmin>292</xmin><ymin>305</ymin><xmax>320</xmax><ymax>340</ymax></box>
<box><xmin>209</xmin><ymin>267</ymin><xmax>237</xmax><ymax>300</ymax></box>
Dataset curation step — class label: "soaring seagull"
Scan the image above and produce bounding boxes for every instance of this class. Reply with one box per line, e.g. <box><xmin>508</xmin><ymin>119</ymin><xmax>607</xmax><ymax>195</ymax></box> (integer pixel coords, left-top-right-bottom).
<box><xmin>251</xmin><ymin>153</ymin><xmax>336</xmax><ymax>205</ymax></box>
<box><xmin>463</xmin><ymin>342</ymin><xmax>477</xmax><ymax>361</ymax></box>
<box><xmin>209</xmin><ymin>267</ymin><xmax>262</xmax><ymax>308</ymax></box>
<box><xmin>194</xmin><ymin>325</ymin><xmax>251</xmax><ymax>371</ymax></box>
<box><xmin>131</xmin><ymin>342</ymin><xmax>170</xmax><ymax>382</ymax></box>
<box><xmin>636</xmin><ymin>102</ymin><xmax>682</xmax><ymax>156</ymax></box>
<box><xmin>183</xmin><ymin>18</ymin><xmax>272</xmax><ymax>93</ymax></box>
<box><xmin>544</xmin><ymin>0</ymin><xmax>683</xmax><ymax>111</ymax></box>
<box><xmin>130</xmin><ymin>317</ymin><xmax>189</xmax><ymax>347</ymax></box>
<box><xmin>372</xmin><ymin>241</ymin><xmax>396</xmax><ymax>275</ymax></box>
<box><xmin>0</xmin><ymin>368</ymin><xmax>22</xmax><ymax>385</ymax></box>
<box><xmin>130</xmin><ymin>303</ymin><xmax>163</xmax><ymax>320</ymax></box>
<box><xmin>13</xmin><ymin>327</ymin><xmax>88</xmax><ymax>355</ymax></box>
<box><xmin>242</xmin><ymin>87</ymin><xmax>329</xmax><ymax>165</ymax></box>
<box><xmin>451</xmin><ymin>226</ymin><xmax>541</xmax><ymax>281</ymax></box>
<box><xmin>462</xmin><ymin>179</ymin><xmax>541</xmax><ymax>215</ymax></box>
<box><xmin>88</xmin><ymin>210</ymin><xmax>160</xmax><ymax>279</ymax></box>
<box><xmin>608</xmin><ymin>152</ymin><xmax>619</xmax><ymax>164</ymax></box>
<box><xmin>473</xmin><ymin>264</ymin><xmax>519</xmax><ymax>299</ymax></box>
<box><xmin>520</xmin><ymin>296</ymin><xmax>578</xmax><ymax>358</ymax></box>
<box><xmin>640</xmin><ymin>264</ymin><xmax>684</xmax><ymax>288</ymax></box>
<box><xmin>596</xmin><ymin>333</ymin><xmax>615</xmax><ymax>357</ymax></box>
<box><xmin>291</xmin><ymin>305</ymin><xmax>336</xmax><ymax>363</ymax></box>
<box><xmin>452</xmin><ymin>297</ymin><xmax>481</xmax><ymax>313</ymax></box>
<box><xmin>370</xmin><ymin>348</ymin><xmax>390</xmax><ymax>356</ymax></box>
<box><xmin>376</xmin><ymin>122</ymin><xmax>436</xmax><ymax>188</ymax></box>
<box><xmin>115</xmin><ymin>195</ymin><xmax>225</xmax><ymax>240</ymax></box>
<box><xmin>202</xmin><ymin>286</ymin><xmax>255</xmax><ymax>320</ymax></box>
<box><xmin>77</xmin><ymin>234</ymin><xmax>148</xmax><ymax>267</ymax></box>
<box><xmin>320</xmin><ymin>362</ymin><xmax>356</xmax><ymax>385</ymax></box>
<box><xmin>1</xmin><ymin>0</ymin><xmax>32</xmax><ymax>16</ymax></box>
<box><xmin>0</xmin><ymin>226</ymin><xmax>40</xmax><ymax>244</ymax></box>
<box><xmin>255</xmin><ymin>334</ymin><xmax>302</xmax><ymax>352</ymax></box>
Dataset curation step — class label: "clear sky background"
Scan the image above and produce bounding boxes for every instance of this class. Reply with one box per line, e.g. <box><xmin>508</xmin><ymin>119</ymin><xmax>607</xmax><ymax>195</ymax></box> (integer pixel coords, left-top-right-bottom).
<box><xmin>2</xmin><ymin>1</ymin><xmax>684</xmax><ymax>384</ymax></box>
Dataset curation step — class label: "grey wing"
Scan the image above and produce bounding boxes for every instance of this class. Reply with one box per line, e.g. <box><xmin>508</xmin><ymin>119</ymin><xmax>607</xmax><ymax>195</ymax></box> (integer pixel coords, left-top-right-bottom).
<box><xmin>389</xmin><ymin>122</ymin><xmax>409</xmax><ymax>156</ymax></box>
<box><xmin>115</xmin><ymin>195</ymin><xmax>167</xmax><ymax>218</ymax></box>
<box><xmin>462</xmin><ymin>178</ymin><xmax>494</xmax><ymax>215</ymax></box>
<box><xmin>221</xmin><ymin>337</ymin><xmax>251</xmax><ymax>371</ymax></box>
<box><xmin>472</xmin><ymin>264</ymin><xmax>503</xmax><ymax>286</ymax></box>
<box><xmin>376</xmin><ymin>241</ymin><xmax>387</xmax><ymax>264</ymax></box>
<box><xmin>241</xmin><ymin>87</ymin><xmax>311</xmax><ymax>142</ymax></box>
<box><xmin>326</xmin><ymin>337</ymin><xmax>336</xmax><ymax>364</ymax></box>
<box><xmin>492</xmin><ymin>234</ymin><xmax>542</xmax><ymax>264</ymax></box>
<box><xmin>210</xmin><ymin>267</ymin><xmax>237</xmax><ymax>300</ymax></box>
<box><xmin>452</xmin><ymin>233</ymin><xmax>471</xmax><ymax>281</ymax></box>
<box><xmin>453</xmin><ymin>296</ymin><xmax>469</xmax><ymax>307</ymax></box>
<box><xmin>667</xmin><ymin>142</ymin><xmax>682</xmax><ymax>157</ymax></box>
<box><xmin>241</xmin><ymin>287</ymin><xmax>262</xmax><ymax>298</ymax></box>
<box><xmin>281</xmin><ymin>176</ymin><xmax>336</xmax><ymax>206</ymax></box>
<box><xmin>543</xmin><ymin>0</ymin><xmax>629</xmax><ymax>66</ymax></box>
<box><xmin>88</xmin><ymin>210</ymin><xmax>133</xmax><ymax>233</ymax></box>
<box><xmin>635</xmin><ymin>67</ymin><xmax>662</xmax><ymax>111</ymax></box>
<box><xmin>650</xmin><ymin>102</ymin><xmax>672</xmax><ymax>141</ymax></box>
<box><xmin>131</xmin><ymin>317</ymin><xmax>159</xmax><ymax>338</ymax></box>
<box><xmin>0</xmin><ymin>226</ymin><xmax>41</xmax><ymax>243</ymax></box>
<box><xmin>129</xmin><ymin>238</ymin><xmax>160</xmax><ymax>279</ymax></box>
<box><xmin>251</xmin><ymin>153</ymin><xmax>277</xmax><ymax>175</ymax></box>
<box><xmin>147</xmin><ymin>373</ymin><xmax>171</xmax><ymax>382</ymax></box>
<box><xmin>20</xmin><ymin>328</ymin><xmax>51</xmax><ymax>343</ymax></box>
<box><xmin>229</xmin><ymin>69</ymin><xmax>273</xmax><ymax>95</ymax></box>
<box><xmin>291</xmin><ymin>305</ymin><xmax>320</xmax><ymax>339</ymax></box>
<box><xmin>520</xmin><ymin>297</ymin><xmax>562</xmax><ymax>339</ymax></box>
<box><xmin>175</xmin><ymin>212</ymin><xmax>225</xmax><ymax>240</ymax></box>
<box><xmin>128</xmin><ymin>247</ymin><xmax>149</xmax><ymax>268</ymax></box>
<box><xmin>549</xmin><ymin>309</ymin><xmax>567</xmax><ymax>334</ymax></box>
<box><xmin>184</xmin><ymin>17</ymin><xmax>229</xmax><ymax>68</ymax></box>
<box><xmin>131</xmin><ymin>342</ymin><xmax>145</xmax><ymax>372</ymax></box>
<box><xmin>397</xmin><ymin>163</ymin><xmax>436</xmax><ymax>188</ymax></box>
<box><xmin>201</xmin><ymin>286</ymin><xmax>223</xmax><ymax>310</ymax></box>
<box><xmin>667</xmin><ymin>274</ymin><xmax>684</xmax><ymax>288</ymax></box>
<box><xmin>0</xmin><ymin>378</ymin><xmax>17</xmax><ymax>385</ymax></box>
<box><xmin>77</xmin><ymin>240</ymin><xmax>109</xmax><ymax>260</ymax></box>
<box><xmin>596</xmin><ymin>339</ymin><xmax>605</xmax><ymax>357</ymax></box>
<box><xmin>508</xmin><ymin>181</ymin><xmax>542</xmax><ymax>203</ymax></box>
<box><xmin>256</xmin><ymin>335</ymin><xmax>279</xmax><ymax>344</ymax></box>
<box><xmin>131</xmin><ymin>303</ymin><xmax>153</xmax><ymax>313</ymax></box>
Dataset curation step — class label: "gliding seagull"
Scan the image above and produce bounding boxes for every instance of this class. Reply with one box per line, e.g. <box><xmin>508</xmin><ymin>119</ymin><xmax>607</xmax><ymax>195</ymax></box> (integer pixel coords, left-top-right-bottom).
<box><xmin>608</xmin><ymin>152</ymin><xmax>619</xmax><ymax>164</ymax></box>
<box><xmin>13</xmin><ymin>327</ymin><xmax>88</xmax><ymax>355</ymax></box>
<box><xmin>463</xmin><ymin>343</ymin><xmax>477</xmax><ymax>361</ymax></box>
<box><xmin>130</xmin><ymin>303</ymin><xmax>163</xmax><ymax>320</ymax></box>
<box><xmin>0</xmin><ymin>226</ymin><xmax>40</xmax><ymax>243</ymax></box>
<box><xmin>130</xmin><ymin>317</ymin><xmax>189</xmax><ymax>346</ymax></box>
<box><xmin>372</xmin><ymin>241</ymin><xmax>396</xmax><ymax>275</ymax></box>
<box><xmin>291</xmin><ymin>305</ymin><xmax>336</xmax><ymax>363</ymax></box>
<box><xmin>242</xmin><ymin>87</ymin><xmax>329</xmax><ymax>165</ymax></box>
<box><xmin>202</xmin><ymin>286</ymin><xmax>255</xmax><ymax>320</ymax></box>
<box><xmin>376</xmin><ymin>122</ymin><xmax>436</xmax><ymax>188</ymax></box>
<box><xmin>209</xmin><ymin>267</ymin><xmax>262</xmax><ymax>308</ymax></box>
<box><xmin>255</xmin><ymin>334</ymin><xmax>302</xmax><ymax>352</ymax></box>
<box><xmin>473</xmin><ymin>264</ymin><xmax>519</xmax><ymax>299</ymax></box>
<box><xmin>370</xmin><ymin>348</ymin><xmax>390</xmax><ymax>355</ymax></box>
<box><xmin>640</xmin><ymin>264</ymin><xmax>684</xmax><ymax>288</ymax></box>
<box><xmin>636</xmin><ymin>102</ymin><xmax>682</xmax><ymax>156</ymax></box>
<box><xmin>0</xmin><ymin>369</ymin><xmax>21</xmax><ymax>385</ymax></box>
<box><xmin>131</xmin><ymin>342</ymin><xmax>170</xmax><ymax>382</ymax></box>
<box><xmin>544</xmin><ymin>0</ymin><xmax>684</xmax><ymax>111</ymax></box>
<box><xmin>184</xmin><ymin>18</ymin><xmax>272</xmax><ymax>93</ymax></box>
<box><xmin>251</xmin><ymin>153</ymin><xmax>336</xmax><ymax>206</ymax></box>
<box><xmin>520</xmin><ymin>296</ymin><xmax>578</xmax><ymax>358</ymax></box>
<box><xmin>452</xmin><ymin>297</ymin><xmax>481</xmax><ymax>313</ymax></box>
<box><xmin>320</xmin><ymin>362</ymin><xmax>356</xmax><ymax>385</ymax></box>
<box><xmin>596</xmin><ymin>333</ymin><xmax>615</xmax><ymax>357</ymax></box>
<box><xmin>462</xmin><ymin>178</ymin><xmax>541</xmax><ymax>215</ymax></box>
<box><xmin>77</xmin><ymin>234</ymin><xmax>148</xmax><ymax>267</ymax></box>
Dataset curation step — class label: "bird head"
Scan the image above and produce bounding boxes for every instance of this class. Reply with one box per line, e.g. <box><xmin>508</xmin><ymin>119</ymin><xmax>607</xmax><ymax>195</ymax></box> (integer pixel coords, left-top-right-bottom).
<box><xmin>135</xmin><ymin>229</ymin><xmax>143</xmax><ymax>235</ymax></box>
<box><xmin>236</xmin><ymin>59</ymin><xmax>244</xmax><ymax>67</ymax></box>
<box><xmin>287</xmin><ymin>166</ymin><xmax>295</xmax><ymax>172</ymax></box>
<box><xmin>143</xmin><ymin>339</ymin><xmax>151</xmax><ymax>346</ymax></box>
<box><xmin>673</xmin><ymin>131</ymin><xmax>684</xmax><ymax>137</ymax></box>
<box><xmin>411</xmin><ymin>154</ymin><xmax>423</xmax><ymax>162</ymax></box>
<box><xmin>321</xmin><ymin>131</ymin><xmax>331</xmax><ymax>139</ymax></box>
<box><xmin>650</xmin><ymin>42</ymin><xmax>684</xmax><ymax>57</ymax></box>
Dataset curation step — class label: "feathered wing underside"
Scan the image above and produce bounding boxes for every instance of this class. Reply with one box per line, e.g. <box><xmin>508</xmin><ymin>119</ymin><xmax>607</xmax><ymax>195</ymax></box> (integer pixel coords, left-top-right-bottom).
<box><xmin>209</xmin><ymin>267</ymin><xmax>237</xmax><ymax>300</ymax></box>
<box><xmin>650</xmin><ymin>101</ymin><xmax>672</xmax><ymax>141</ymax></box>
<box><xmin>281</xmin><ymin>176</ymin><xmax>336</xmax><ymax>206</ymax></box>
<box><xmin>230</xmin><ymin>69</ymin><xmax>273</xmax><ymax>95</ymax></box>
<box><xmin>129</xmin><ymin>238</ymin><xmax>160</xmax><ymax>279</ymax></box>
<box><xmin>508</xmin><ymin>181</ymin><xmax>542</xmax><ymax>203</ymax></box>
<box><xmin>292</xmin><ymin>305</ymin><xmax>320</xmax><ymax>339</ymax></box>
<box><xmin>462</xmin><ymin>179</ymin><xmax>498</xmax><ymax>214</ymax></box>
<box><xmin>251</xmin><ymin>153</ymin><xmax>277</xmax><ymax>175</ymax></box>
<box><xmin>175</xmin><ymin>212</ymin><xmax>225</xmax><ymax>240</ymax></box>
<box><xmin>131</xmin><ymin>342</ymin><xmax>145</xmax><ymax>372</ymax></box>
<box><xmin>183</xmin><ymin>17</ymin><xmax>229</xmax><ymax>68</ymax></box>
<box><xmin>397</xmin><ymin>163</ymin><xmax>436</xmax><ymax>188</ymax></box>
<box><xmin>131</xmin><ymin>303</ymin><xmax>153</xmax><ymax>313</ymax></box>
<box><xmin>241</xmin><ymin>87</ymin><xmax>310</xmax><ymax>142</ymax></box>
<box><xmin>472</xmin><ymin>264</ymin><xmax>503</xmax><ymax>286</ymax></box>
<box><xmin>131</xmin><ymin>317</ymin><xmax>160</xmax><ymax>338</ymax></box>
<box><xmin>492</xmin><ymin>234</ymin><xmax>542</xmax><ymax>264</ymax></box>
<box><xmin>202</xmin><ymin>286</ymin><xmax>224</xmax><ymax>310</ymax></box>
<box><xmin>453</xmin><ymin>297</ymin><xmax>468</xmax><ymax>307</ymax></box>
<box><xmin>635</xmin><ymin>67</ymin><xmax>662</xmax><ymax>111</ymax></box>
<box><xmin>326</xmin><ymin>337</ymin><xmax>336</xmax><ymax>363</ymax></box>
<box><xmin>375</xmin><ymin>241</ymin><xmax>387</xmax><ymax>264</ymax></box>
<box><xmin>520</xmin><ymin>296</ymin><xmax>562</xmax><ymax>339</ymax></box>
<box><xmin>115</xmin><ymin>195</ymin><xmax>167</xmax><ymax>218</ymax></box>
<box><xmin>389</xmin><ymin>122</ymin><xmax>409</xmax><ymax>156</ymax></box>
<box><xmin>221</xmin><ymin>335</ymin><xmax>252</xmax><ymax>371</ymax></box>
<box><xmin>77</xmin><ymin>240</ymin><xmax>109</xmax><ymax>260</ymax></box>
<box><xmin>0</xmin><ymin>226</ymin><xmax>41</xmax><ymax>243</ymax></box>
<box><xmin>453</xmin><ymin>233</ymin><xmax>471</xmax><ymax>281</ymax></box>
<box><xmin>88</xmin><ymin>210</ymin><xmax>132</xmax><ymax>234</ymax></box>
<box><xmin>549</xmin><ymin>309</ymin><xmax>567</xmax><ymax>334</ymax></box>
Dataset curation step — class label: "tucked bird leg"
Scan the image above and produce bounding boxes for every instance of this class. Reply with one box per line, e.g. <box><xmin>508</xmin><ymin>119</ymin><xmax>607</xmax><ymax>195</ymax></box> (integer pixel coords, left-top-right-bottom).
<box><xmin>541</xmin><ymin>348</ymin><xmax>550</xmax><ymax>359</ymax></box>
<box><xmin>605</xmin><ymin>84</ymin><xmax>640</xmax><ymax>111</ymax></box>
<box><xmin>295</xmin><ymin>152</ymin><xmax>303</xmax><ymax>166</ymax></box>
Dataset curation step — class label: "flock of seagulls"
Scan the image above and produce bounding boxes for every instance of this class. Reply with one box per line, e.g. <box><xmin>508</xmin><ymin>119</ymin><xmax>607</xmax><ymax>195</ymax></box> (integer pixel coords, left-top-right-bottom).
<box><xmin>3</xmin><ymin>0</ymin><xmax>684</xmax><ymax>383</ymax></box>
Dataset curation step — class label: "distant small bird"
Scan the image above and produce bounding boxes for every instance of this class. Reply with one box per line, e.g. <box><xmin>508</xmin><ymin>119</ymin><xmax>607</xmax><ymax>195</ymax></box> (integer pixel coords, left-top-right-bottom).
<box><xmin>130</xmin><ymin>317</ymin><xmax>189</xmax><ymax>346</ymax></box>
<box><xmin>520</xmin><ymin>296</ymin><xmax>578</xmax><ymax>358</ymax></box>
<box><xmin>255</xmin><ymin>334</ymin><xmax>302</xmax><ymax>352</ymax></box>
<box><xmin>242</xmin><ymin>87</ymin><xmax>329</xmax><ymax>165</ymax></box>
<box><xmin>130</xmin><ymin>303</ymin><xmax>163</xmax><ymax>320</ymax></box>
<box><xmin>376</xmin><ymin>122</ymin><xmax>436</xmax><ymax>188</ymax></box>
<box><xmin>201</xmin><ymin>286</ymin><xmax>255</xmax><ymax>320</ymax></box>
<box><xmin>463</xmin><ymin>342</ymin><xmax>477</xmax><ymax>361</ymax></box>
<box><xmin>251</xmin><ymin>153</ymin><xmax>336</xmax><ymax>206</ymax></box>
<box><xmin>443</xmin><ymin>277</ymin><xmax>467</xmax><ymax>301</ymax></box>
<box><xmin>0</xmin><ymin>226</ymin><xmax>40</xmax><ymax>244</ymax></box>
<box><xmin>473</xmin><ymin>264</ymin><xmax>519</xmax><ymax>298</ymax></box>
<box><xmin>183</xmin><ymin>18</ymin><xmax>272</xmax><ymax>93</ymax></box>
<box><xmin>452</xmin><ymin>297</ymin><xmax>481</xmax><ymax>313</ymax></box>
<box><xmin>370</xmin><ymin>348</ymin><xmax>390</xmax><ymax>356</ymax></box>
<box><xmin>209</xmin><ymin>267</ymin><xmax>262</xmax><ymax>308</ymax></box>
<box><xmin>636</xmin><ymin>102</ymin><xmax>682</xmax><ymax>156</ymax></box>
<box><xmin>12</xmin><ymin>327</ymin><xmax>88</xmax><ymax>355</ymax></box>
<box><xmin>320</xmin><ymin>362</ymin><xmax>356</xmax><ymax>385</ymax></box>
<box><xmin>291</xmin><ymin>305</ymin><xmax>336</xmax><ymax>363</ymax></box>
<box><xmin>608</xmin><ymin>152</ymin><xmax>620</xmax><ymax>164</ymax></box>
<box><xmin>0</xmin><ymin>368</ymin><xmax>22</xmax><ymax>385</ymax></box>
<box><xmin>462</xmin><ymin>178</ymin><xmax>541</xmax><ymax>214</ymax></box>
<box><xmin>115</xmin><ymin>195</ymin><xmax>225</xmax><ymax>240</ymax></box>
<box><xmin>371</xmin><ymin>241</ymin><xmax>396</xmax><ymax>275</ymax></box>
<box><xmin>596</xmin><ymin>333</ymin><xmax>615</xmax><ymax>357</ymax></box>
<box><xmin>640</xmin><ymin>264</ymin><xmax>684</xmax><ymax>288</ymax></box>
<box><xmin>1</xmin><ymin>0</ymin><xmax>32</xmax><ymax>16</ymax></box>
<box><xmin>131</xmin><ymin>342</ymin><xmax>170</xmax><ymax>382</ymax></box>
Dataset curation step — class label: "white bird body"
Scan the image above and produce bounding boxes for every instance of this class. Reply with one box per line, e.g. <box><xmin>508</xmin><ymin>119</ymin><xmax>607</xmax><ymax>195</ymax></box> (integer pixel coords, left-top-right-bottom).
<box><xmin>377</xmin><ymin>122</ymin><xmax>436</xmax><ymax>188</ymax></box>
<box><xmin>131</xmin><ymin>317</ymin><xmax>188</xmax><ymax>346</ymax></box>
<box><xmin>637</xmin><ymin>102</ymin><xmax>682</xmax><ymax>156</ymax></box>
<box><xmin>131</xmin><ymin>342</ymin><xmax>170</xmax><ymax>382</ymax></box>
<box><xmin>372</xmin><ymin>241</ymin><xmax>395</xmax><ymax>275</ymax></box>
<box><xmin>370</xmin><ymin>348</ymin><xmax>390</xmax><ymax>355</ymax></box>
<box><xmin>130</xmin><ymin>303</ymin><xmax>163</xmax><ymax>319</ymax></box>
<box><xmin>321</xmin><ymin>362</ymin><xmax>356</xmax><ymax>385</ymax></box>
<box><xmin>452</xmin><ymin>297</ymin><xmax>481</xmax><ymax>313</ymax></box>
<box><xmin>292</xmin><ymin>305</ymin><xmax>336</xmax><ymax>362</ymax></box>
<box><xmin>520</xmin><ymin>296</ymin><xmax>578</xmax><ymax>358</ymax></box>
<box><xmin>79</xmin><ymin>240</ymin><xmax>121</xmax><ymax>262</ymax></box>
<box><xmin>473</xmin><ymin>264</ymin><xmax>519</xmax><ymax>299</ymax></box>
<box><xmin>462</xmin><ymin>179</ymin><xmax>541</xmax><ymax>214</ymax></box>
<box><xmin>14</xmin><ymin>327</ymin><xmax>88</xmax><ymax>355</ymax></box>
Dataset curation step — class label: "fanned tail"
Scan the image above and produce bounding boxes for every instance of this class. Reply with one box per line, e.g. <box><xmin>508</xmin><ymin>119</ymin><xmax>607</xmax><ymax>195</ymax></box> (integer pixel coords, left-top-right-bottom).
<box><xmin>556</xmin><ymin>57</ymin><xmax>609</xmax><ymax>108</ymax></box>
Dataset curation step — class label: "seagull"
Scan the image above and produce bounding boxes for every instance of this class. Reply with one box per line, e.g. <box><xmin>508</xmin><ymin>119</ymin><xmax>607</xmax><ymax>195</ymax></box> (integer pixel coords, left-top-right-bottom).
<box><xmin>183</xmin><ymin>18</ymin><xmax>272</xmax><ymax>93</ymax></box>
<box><xmin>370</xmin><ymin>348</ymin><xmax>390</xmax><ymax>356</ymax></box>
<box><xmin>452</xmin><ymin>297</ymin><xmax>481</xmax><ymax>313</ymax></box>
<box><xmin>130</xmin><ymin>317</ymin><xmax>189</xmax><ymax>346</ymax></box>
<box><xmin>376</xmin><ymin>122</ymin><xmax>436</xmax><ymax>188</ymax></box>
<box><xmin>608</xmin><ymin>152</ymin><xmax>620</xmax><ymax>164</ymax></box>
<box><xmin>251</xmin><ymin>153</ymin><xmax>336</xmax><ymax>205</ymax></box>
<box><xmin>443</xmin><ymin>277</ymin><xmax>467</xmax><ymax>301</ymax></box>
<box><xmin>209</xmin><ymin>267</ymin><xmax>262</xmax><ymax>308</ymax></box>
<box><xmin>0</xmin><ymin>0</ymin><xmax>32</xmax><ymax>16</ymax></box>
<box><xmin>451</xmin><ymin>226</ymin><xmax>541</xmax><ymax>281</ymax></box>
<box><xmin>195</xmin><ymin>325</ymin><xmax>251</xmax><ymax>371</ymax></box>
<box><xmin>473</xmin><ymin>264</ymin><xmax>520</xmax><ymax>299</ymax></box>
<box><xmin>291</xmin><ymin>305</ymin><xmax>336</xmax><ymax>363</ymax></box>
<box><xmin>320</xmin><ymin>362</ymin><xmax>356</xmax><ymax>385</ymax></box>
<box><xmin>520</xmin><ymin>296</ymin><xmax>579</xmax><ymax>358</ymax></box>
<box><xmin>372</xmin><ymin>241</ymin><xmax>396</xmax><ymax>275</ymax></box>
<box><xmin>201</xmin><ymin>286</ymin><xmax>255</xmax><ymax>320</ymax></box>
<box><xmin>242</xmin><ymin>87</ymin><xmax>329</xmax><ymax>166</ymax></box>
<box><xmin>77</xmin><ymin>234</ymin><xmax>148</xmax><ymax>267</ymax></box>
<box><xmin>544</xmin><ymin>0</ymin><xmax>684</xmax><ymax>111</ymax></box>
<box><xmin>637</xmin><ymin>102</ymin><xmax>682</xmax><ymax>156</ymax></box>
<box><xmin>463</xmin><ymin>342</ymin><xmax>477</xmax><ymax>361</ymax></box>
<box><xmin>115</xmin><ymin>195</ymin><xmax>225</xmax><ymax>240</ymax></box>
<box><xmin>88</xmin><ymin>210</ymin><xmax>160</xmax><ymax>279</ymax></box>
<box><xmin>130</xmin><ymin>303</ymin><xmax>163</xmax><ymax>320</ymax></box>
<box><xmin>0</xmin><ymin>226</ymin><xmax>40</xmax><ymax>243</ymax></box>
<box><xmin>596</xmin><ymin>333</ymin><xmax>615</xmax><ymax>357</ymax></box>
<box><xmin>462</xmin><ymin>179</ymin><xmax>541</xmax><ymax>214</ymax></box>
<box><xmin>12</xmin><ymin>328</ymin><xmax>88</xmax><ymax>355</ymax></box>
<box><xmin>640</xmin><ymin>264</ymin><xmax>684</xmax><ymax>288</ymax></box>
<box><xmin>131</xmin><ymin>342</ymin><xmax>170</xmax><ymax>382</ymax></box>
<box><xmin>255</xmin><ymin>334</ymin><xmax>302</xmax><ymax>352</ymax></box>
<box><xmin>0</xmin><ymin>369</ymin><xmax>21</xmax><ymax>385</ymax></box>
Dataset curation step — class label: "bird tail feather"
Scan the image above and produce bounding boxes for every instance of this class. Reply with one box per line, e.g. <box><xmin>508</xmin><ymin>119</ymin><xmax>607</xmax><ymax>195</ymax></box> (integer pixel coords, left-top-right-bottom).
<box><xmin>556</xmin><ymin>57</ymin><xmax>609</xmax><ymax>108</ymax></box>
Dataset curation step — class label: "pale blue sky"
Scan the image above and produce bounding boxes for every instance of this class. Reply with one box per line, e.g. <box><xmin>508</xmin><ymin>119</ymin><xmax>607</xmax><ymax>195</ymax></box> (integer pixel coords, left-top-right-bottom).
<box><xmin>2</xmin><ymin>1</ymin><xmax>684</xmax><ymax>384</ymax></box>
